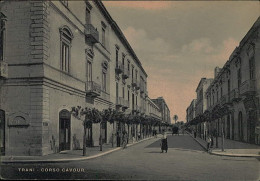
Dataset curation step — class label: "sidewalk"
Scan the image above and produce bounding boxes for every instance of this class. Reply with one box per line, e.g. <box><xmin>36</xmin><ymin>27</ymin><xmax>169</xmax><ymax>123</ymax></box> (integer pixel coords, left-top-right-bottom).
<box><xmin>1</xmin><ymin>136</ymin><xmax>156</xmax><ymax>163</ymax></box>
<box><xmin>187</xmin><ymin>132</ymin><xmax>260</xmax><ymax>158</ymax></box>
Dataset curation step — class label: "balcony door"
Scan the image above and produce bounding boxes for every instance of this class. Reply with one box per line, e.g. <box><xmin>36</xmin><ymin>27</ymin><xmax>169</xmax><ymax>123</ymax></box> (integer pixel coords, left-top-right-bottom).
<box><xmin>59</xmin><ymin>110</ymin><xmax>71</xmax><ymax>151</ymax></box>
<box><xmin>0</xmin><ymin>110</ymin><xmax>5</xmax><ymax>155</ymax></box>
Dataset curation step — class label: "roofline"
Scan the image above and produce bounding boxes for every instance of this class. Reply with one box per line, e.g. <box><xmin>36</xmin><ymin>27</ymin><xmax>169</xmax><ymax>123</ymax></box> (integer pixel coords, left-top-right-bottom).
<box><xmin>94</xmin><ymin>0</ymin><xmax>148</xmax><ymax>77</ymax></box>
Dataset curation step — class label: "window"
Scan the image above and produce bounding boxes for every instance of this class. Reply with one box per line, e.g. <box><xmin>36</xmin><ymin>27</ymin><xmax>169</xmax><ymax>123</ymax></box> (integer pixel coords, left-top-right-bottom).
<box><xmin>0</xmin><ymin>13</ymin><xmax>7</xmax><ymax>61</ymax></box>
<box><xmin>87</xmin><ymin>61</ymin><xmax>92</xmax><ymax>81</ymax></box>
<box><xmin>237</xmin><ymin>68</ymin><xmax>241</xmax><ymax>88</ymax></box>
<box><xmin>249</xmin><ymin>57</ymin><xmax>255</xmax><ymax>80</ymax></box>
<box><xmin>135</xmin><ymin>70</ymin><xmax>138</xmax><ymax>81</ymax></box>
<box><xmin>60</xmin><ymin>26</ymin><xmax>73</xmax><ymax>73</ymax></box>
<box><xmin>86</xmin><ymin>8</ymin><xmax>91</xmax><ymax>24</ymax></box>
<box><xmin>101</xmin><ymin>22</ymin><xmax>106</xmax><ymax>47</ymax></box>
<box><xmin>102</xmin><ymin>72</ymin><xmax>106</xmax><ymax>91</ymax></box>
<box><xmin>128</xmin><ymin>90</ymin><xmax>130</xmax><ymax>101</ymax></box>
<box><xmin>127</xmin><ymin>61</ymin><xmax>130</xmax><ymax>71</ymax></box>
<box><xmin>116</xmin><ymin>48</ymin><xmax>119</xmax><ymax>67</ymax></box>
<box><xmin>122</xmin><ymin>86</ymin><xmax>125</xmax><ymax>98</ymax></box>
<box><xmin>122</xmin><ymin>54</ymin><xmax>125</xmax><ymax>67</ymax></box>
<box><xmin>132</xmin><ymin>66</ymin><xmax>134</xmax><ymax>81</ymax></box>
<box><xmin>60</xmin><ymin>0</ymin><xmax>68</xmax><ymax>7</ymax></box>
<box><xmin>102</xmin><ymin>61</ymin><xmax>108</xmax><ymax>92</ymax></box>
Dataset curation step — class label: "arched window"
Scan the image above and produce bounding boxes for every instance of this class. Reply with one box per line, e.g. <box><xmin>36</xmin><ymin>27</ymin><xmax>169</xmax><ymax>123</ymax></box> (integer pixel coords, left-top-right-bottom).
<box><xmin>59</xmin><ymin>26</ymin><xmax>73</xmax><ymax>73</ymax></box>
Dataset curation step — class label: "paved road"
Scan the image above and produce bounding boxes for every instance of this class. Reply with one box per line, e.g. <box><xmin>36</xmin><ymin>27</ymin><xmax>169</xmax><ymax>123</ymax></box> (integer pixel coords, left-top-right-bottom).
<box><xmin>1</xmin><ymin>134</ymin><xmax>259</xmax><ymax>180</ymax></box>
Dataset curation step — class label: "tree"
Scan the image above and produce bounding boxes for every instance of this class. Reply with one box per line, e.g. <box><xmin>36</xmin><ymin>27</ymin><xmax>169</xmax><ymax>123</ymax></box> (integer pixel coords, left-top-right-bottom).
<box><xmin>101</xmin><ymin>108</ymin><xmax>116</xmax><ymax>148</ymax></box>
<box><xmin>173</xmin><ymin>115</ymin><xmax>178</xmax><ymax>124</ymax></box>
<box><xmin>71</xmin><ymin>106</ymin><xmax>102</xmax><ymax>156</ymax></box>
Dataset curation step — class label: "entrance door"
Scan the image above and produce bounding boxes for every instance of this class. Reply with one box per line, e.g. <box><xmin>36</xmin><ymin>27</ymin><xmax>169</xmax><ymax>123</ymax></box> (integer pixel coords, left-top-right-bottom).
<box><xmin>0</xmin><ymin>110</ymin><xmax>5</xmax><ymax>155</ymax></box>
<box><xmin>101</xmin><ymin>122</ymin><xmax>107</xmax><ymax>143</ymax></box>
<box><xmin>59</xmin><ymin>110</ymin><xmax>71</xmax><ymax>151</ymax></box>
<box><xmin>227</xmin><ymin>115</ymin><xmax>230</xmax><ymax>139</ymax></box>
<box><xmin>238</xmin><ymin>112</ymin><xmax>243</xmax><ymax>141</ymax></box>
<box><xmin>86</xmin><ymin>122</ymin><xmax>93</xmax><ymax>147</ymax></box>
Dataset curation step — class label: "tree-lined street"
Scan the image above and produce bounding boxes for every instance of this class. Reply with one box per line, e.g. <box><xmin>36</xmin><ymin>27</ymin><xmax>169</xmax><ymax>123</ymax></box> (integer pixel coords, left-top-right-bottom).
<box><xmin>1</xmin><ymin>134</ymin><xmax>259</xmax><ymax>180</ymax></box>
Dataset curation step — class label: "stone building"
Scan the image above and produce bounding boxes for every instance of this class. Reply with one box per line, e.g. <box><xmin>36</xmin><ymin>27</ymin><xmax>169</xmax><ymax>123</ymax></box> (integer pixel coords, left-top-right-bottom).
<box><xmin>0</xmin><ymin>1</ymin><xmax>150</xmax><ymax>156</ymax></box>
<box><xmin>205</xmin><ymin>17</ymin><xmax>260</xmax><ymax>144</ymax></box>
<box><xmin>147</xmin><ymin>97</ymin><xmax>162</xmax><ymax>132</ymax></box>
<box><xmin>194</xmin><ymin>78</ymin><xmax>213</xmax><ymax>138</ymax></box>
<box><xmin>151</xmin><ymin>97</ymin><xmax>171</xmax><ymax>124</ymax></box>
<box><xmin>186</xmin><ymin>99</ymin><xmax>196</xmax><ymax>123</ymax></box>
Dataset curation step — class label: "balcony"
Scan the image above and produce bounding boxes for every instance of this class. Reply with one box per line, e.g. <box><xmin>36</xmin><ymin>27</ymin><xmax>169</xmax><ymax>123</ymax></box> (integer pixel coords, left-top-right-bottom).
<box><xmin>0</xmin><ymin>61</ymin><xmax>8</xmax><ymax>79</ymax></box>
<box><xmin>115</xmin><ymin>62</ymin><xmax>123</xmax><ymax>74</ymax></box>
<box><xmin>122</xmin><ymin>99</ymin><xmax>130</xmax><ymax>109</ymax></box>
<box><xmin>122</xmin><ymin>67</ymin><xmax>130</xmax><ymax>79</ymax></box>
<box><xmin>132</xmin><ymin>79</ymin><xmax>137</xmax><ymax>87</ymax></box>
<box><xmin>136</xmin><ymin>81</ymin><xmax>140</xmax><ymax>90</ymax></box>
<box><xmin>239</xmin><ymin>79</ymin><xmax>256</xmax><ymax>96</ymax></box>
<box><xmin>229</xmin><ymin>89</ymin><xmax>241</xmax><ymax>102</ymax></box>
<box><xmin>85</xmin><ymin>81</ymin><xmax>101</xmax><ymax>97</ymax></box>
<box><xmin>85</xmin><ymin>24</ymin><xmax>99</xmax><ymax>44</ymax></box>
<box><xmin>116</xmin><ymin>97</ymin><xmax>124</xmax><ymax>107</ymax></box>
<box><xmin>140</xmin><ymin>85</ymin><xmax>145</xmax><ymax>93</ymax></box>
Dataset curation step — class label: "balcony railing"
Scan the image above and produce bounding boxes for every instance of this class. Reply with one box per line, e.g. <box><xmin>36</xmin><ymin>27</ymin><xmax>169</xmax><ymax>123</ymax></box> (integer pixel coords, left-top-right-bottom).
<box><xmin>116</xmin><ymin>97</ymin><xmax>124</xmax><ymax>107</ymax></box>
<box><xmin>84</xmin><ymin>24</ymin><xmax>99</xmax><ymax>44</ymax></box>
<box><xmin>0</xmin><ymin>61</ymin><xmax>8</xmax><ymax>79</ymax></box>
<box><xmin>85</xmin><ymin>81</ymin><xmax>101</xmax><ymax>97</ymax></box>
<box><xmin>239</xmin><ymin>79</ymin><xmax>256</xmax><ymax>96</ymax></box>
<box><xmin>132</xmin><ymin>79</ymin><xmax>137</xmax><ymax>87</ymax></box>
<box><xmin>122</xmin><ymin>67</ymin><xmax>130</xmax><ymax>79</ymax></box>
<box><xmin>122</xmin><ymin>99</ymin><xmax>130</xmax><ymax>108</ymax></box>
<box><xmin>136</xmin><ymin>81</ymin><xmax>140</xmax><ymax>90</ymax></box>
<box><xmin>115</xmin><ymin>62</ymin><xmax>123</xmax><ymax>74</ymax></box>
<box><xmin>229</xmin><ymin>88</ymin><xmax>241</xmax><ymax>102</ymax></box>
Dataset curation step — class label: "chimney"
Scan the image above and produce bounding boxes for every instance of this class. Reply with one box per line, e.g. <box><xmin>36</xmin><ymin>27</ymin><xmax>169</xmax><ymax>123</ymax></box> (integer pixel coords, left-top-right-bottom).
<box><xmin>214</xmin><ymin>67</ymin><xmax>222</xmax><ymax>78</ymax></box>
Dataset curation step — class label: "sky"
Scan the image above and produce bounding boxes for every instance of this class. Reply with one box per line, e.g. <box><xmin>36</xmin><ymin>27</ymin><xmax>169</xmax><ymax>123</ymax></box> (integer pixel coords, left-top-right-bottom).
<box><xmin>103</xmin><ymin>1</ymin><xmax>260</xmax><ymax>123</ymax></box>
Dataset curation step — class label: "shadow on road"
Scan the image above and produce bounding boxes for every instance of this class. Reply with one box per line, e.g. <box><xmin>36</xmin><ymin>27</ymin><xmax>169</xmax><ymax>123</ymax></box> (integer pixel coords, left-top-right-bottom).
<box><xmin>145</xmin><ymin>135</ymin><xmax>204</xmax><ymax>152</ymax></box>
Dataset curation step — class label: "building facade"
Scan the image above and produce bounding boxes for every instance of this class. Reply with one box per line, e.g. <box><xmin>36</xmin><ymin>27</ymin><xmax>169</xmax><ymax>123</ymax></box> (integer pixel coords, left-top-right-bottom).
<box><xmin>205</xmin><ymin>17</ymin><xmax>260</xmax><ymax>144</ymax></box>
<box><xmin>188</xmin><ymin>17</ymin><xmax>260</xmax><ymax>145</ymax></box>
<box><xmin>0</xmin><ymin>0</ymin><xmax>154</xmax><ymax>156</ymax></box>
<box><xmin>151</xmin><ymin>97</ymin><xmax>171</xmax><ymax>124</ymax></box>
<box><xmin>186</xmin><ymin>99</ymin><xmax>196</xmax><ymax>123</ymax></box>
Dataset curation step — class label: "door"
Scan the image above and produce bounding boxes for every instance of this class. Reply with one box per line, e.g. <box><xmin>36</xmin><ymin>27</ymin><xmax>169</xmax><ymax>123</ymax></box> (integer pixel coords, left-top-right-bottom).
<box><xmin>59</xmin><ymin>110</ymin><xmax>71</xmax><ymax>151</ymax></box>
<box><xmin>86</xmin><ymin>122</ymin><xmax>93</xmax><ymax>147</ymax></box>
<box><xmin>101</xmin><ymin>122</ymin><xmax>107</xmax><ymax>143</ymax></box>
<box><xmin>238</xmin><ymin>112</ymin><xmax>243</xmax><ymax>141</ymax></box>
<box><xmin>227</xmin><ymin>115</ymin><xmax>230</xmax><ymax>139</ymax></box>
<box><xmin>0</xmin><ymin>110</ymin><xmax>5</xmax><ymax>155</ymax></box>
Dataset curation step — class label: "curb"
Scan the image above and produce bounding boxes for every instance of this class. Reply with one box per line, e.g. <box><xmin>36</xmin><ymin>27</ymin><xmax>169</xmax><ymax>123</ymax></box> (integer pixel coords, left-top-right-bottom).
<box><xmin>1</xmin><ymin>136</ymin><xmax>155</xmax><ymax>164</ymax></box>
<box><xmin>186</xmin><ymin>131</ymin><xmax>260</xmax><ymax>158</ymax></box>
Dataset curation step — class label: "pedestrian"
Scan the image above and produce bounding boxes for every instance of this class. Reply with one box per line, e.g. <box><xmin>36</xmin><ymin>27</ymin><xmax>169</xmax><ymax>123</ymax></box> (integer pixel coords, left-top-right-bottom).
<box><xmin>210</xmin><ymin>134</ymin><xmax>214</xmax><ymax>148</ymax></box>
<box><xmin>206</xmin><ymin>135</ymin><xmax>212</xmax><ymax>152</ymax></box>
<box><xmin>160</xmin><ymin>132</ymin><xmax>168</xmax><ymax>153</ymax></box>
<box><xmin>194</xmin><ymin>131</ymin><xmax>197</xmax><ymax>138</ymax></box>
<box><xmin>122</xmin><ymin>131</ymin><xmax>128</xmax><ymax>149</ymax></box>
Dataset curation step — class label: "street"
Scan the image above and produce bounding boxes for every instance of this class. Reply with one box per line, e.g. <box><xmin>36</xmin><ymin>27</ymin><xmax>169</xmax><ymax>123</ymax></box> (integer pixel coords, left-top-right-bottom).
<box><xmin>1</xmin><ymin>134</ymin><xmax>259</xmax><ymax>180</ymax></box>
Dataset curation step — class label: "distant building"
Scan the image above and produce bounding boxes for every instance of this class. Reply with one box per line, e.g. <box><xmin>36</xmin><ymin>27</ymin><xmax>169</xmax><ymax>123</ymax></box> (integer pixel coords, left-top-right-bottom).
<box><xmin>151</xmin><ymin>97</ymin><xmax>171</xmax><ymax>124</ymax></box>
<box><xmin>186</xmin><ymin>99</ymin><xmax>196</xmax><ymax>123</ymax></box>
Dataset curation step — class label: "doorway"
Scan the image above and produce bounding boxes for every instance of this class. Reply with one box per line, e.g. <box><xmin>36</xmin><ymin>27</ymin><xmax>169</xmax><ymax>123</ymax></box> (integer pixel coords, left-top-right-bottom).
<box><xmin>0</xmin><ymin>110</ymin><xmax>5</xmax><ymax>155</ymax></box>
<box><xmin>59</xmin><ymin>110</ymin><xmax>71</xmax><ymax>151</ymax></box>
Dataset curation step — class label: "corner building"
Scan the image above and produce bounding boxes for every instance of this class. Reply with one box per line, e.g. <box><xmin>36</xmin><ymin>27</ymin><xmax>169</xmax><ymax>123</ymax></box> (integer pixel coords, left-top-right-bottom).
<box><xmin>0</xmin><ymin>1</ymin><xmax>148</xmax><ymax>156</ymax></box>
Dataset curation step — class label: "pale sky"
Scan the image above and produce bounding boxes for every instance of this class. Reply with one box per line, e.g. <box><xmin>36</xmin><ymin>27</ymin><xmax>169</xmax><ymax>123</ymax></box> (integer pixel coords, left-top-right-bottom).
<box><xmin>103</xmin><ymin>1</ymin><xmax>260</xmax><ymax>123</ymax></box>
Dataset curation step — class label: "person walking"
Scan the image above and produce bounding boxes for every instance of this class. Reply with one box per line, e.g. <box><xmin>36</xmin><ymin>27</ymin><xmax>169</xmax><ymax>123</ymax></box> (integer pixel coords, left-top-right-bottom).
<box><xmin>160</xmin><ymin>132</ymin><xmax>168</xmax><ymax>153</ymax></box>
<box><xmin>206</xmin><ymin>135</ymin><xmax>212</xmax><ymax>152</ymax></box>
